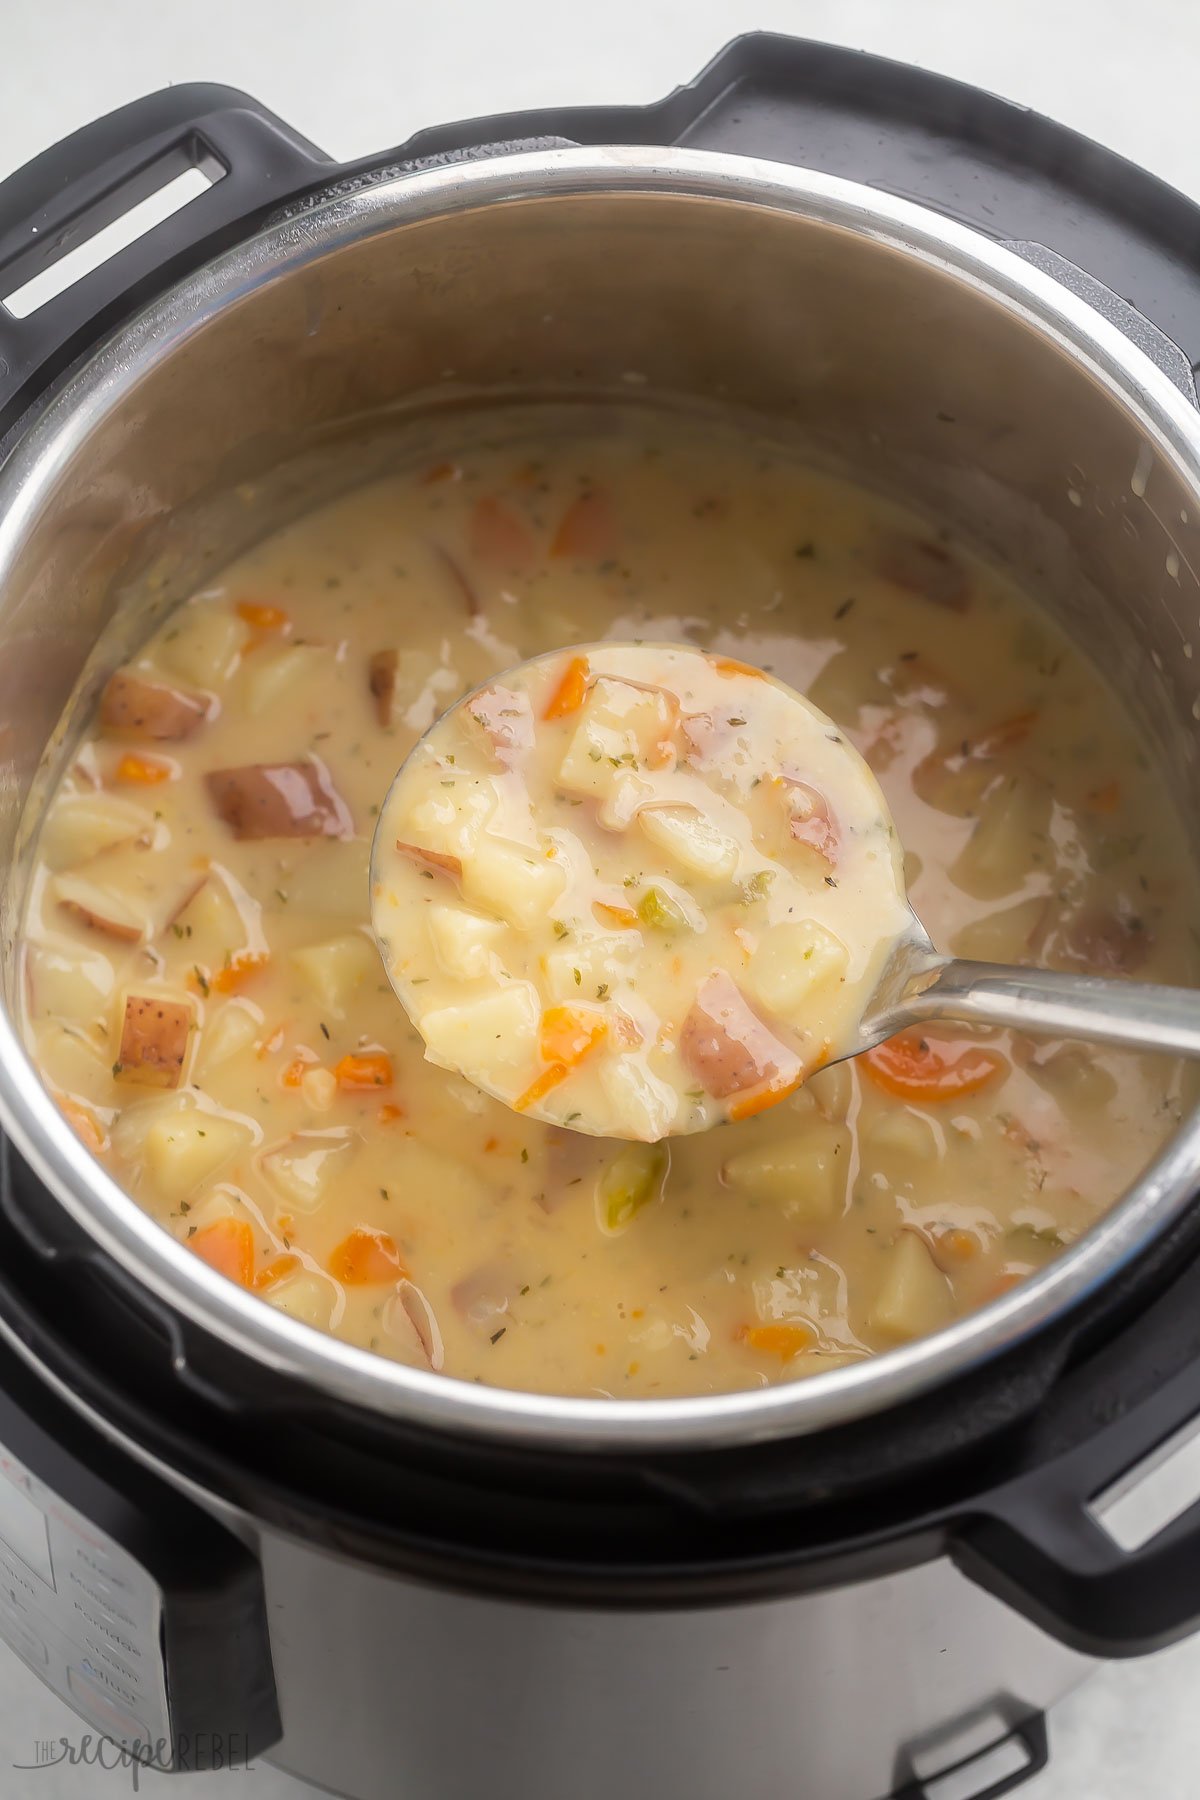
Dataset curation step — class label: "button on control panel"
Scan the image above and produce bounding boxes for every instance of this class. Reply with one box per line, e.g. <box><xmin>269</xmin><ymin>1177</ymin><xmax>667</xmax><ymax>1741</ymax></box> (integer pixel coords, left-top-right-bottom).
<box><xmin>0</xmin><ymin>1439</ymin><xmax>169</xmax><ymax>1753</ymax></box>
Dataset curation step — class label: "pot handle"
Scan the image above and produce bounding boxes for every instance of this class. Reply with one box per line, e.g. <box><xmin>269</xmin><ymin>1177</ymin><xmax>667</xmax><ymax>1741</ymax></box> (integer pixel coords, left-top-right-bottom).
<box><xmin>1003</xmin><ymin>241</ymin><xmax>1199</xmax><ymax>406</ymax></box>
<box><xmin>953</xmin><ymin>1353</ymin><xmax>1200</xmax><ymax>1656</ymax></box>
<box><xmin>0</xmin><ymin>85</ymin><xmax>333</xmax><ymax>437</ymax></box>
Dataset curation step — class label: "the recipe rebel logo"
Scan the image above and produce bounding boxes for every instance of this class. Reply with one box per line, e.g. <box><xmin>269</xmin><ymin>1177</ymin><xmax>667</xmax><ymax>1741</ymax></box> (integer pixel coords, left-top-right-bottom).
<box><xmin>13</xmin><ymin>1731</ymin><xmax>257</xmax><ymax>1790</ymax></box>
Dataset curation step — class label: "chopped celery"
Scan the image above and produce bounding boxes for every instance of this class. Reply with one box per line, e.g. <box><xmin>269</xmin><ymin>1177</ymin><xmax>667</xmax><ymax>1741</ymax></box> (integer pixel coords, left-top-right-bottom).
<box><xmin>598</xmin><ymin>1143</ymin><xmax>669</xmax><ymax>1233</ymax></box>
<box><xmin>637</xmin><ymin>885</ymin><xmax>690</xmax><ymax>933</ymax></box>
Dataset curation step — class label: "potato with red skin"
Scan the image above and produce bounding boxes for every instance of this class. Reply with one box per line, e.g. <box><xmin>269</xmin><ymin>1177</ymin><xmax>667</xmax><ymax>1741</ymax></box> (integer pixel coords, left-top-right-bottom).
<box><xmin>874</xmin><ymin>533</ymin><xmax>969</xmax><ymax>612</ymax></box>
<box><xmin>99</xmin><ymin>669</ymin><xmax>209</xmax><ymax>741</ymax></box>
<box><xmin>394</xmin><ymin>841</ymin><xmax>463</xmax><ymax>881</ymax></box>
<box><xmin>116</xmin><ymin>995</ymin><xmax>193</xmax><ymax>1087</ymax></box>
<box><xmin>782</xmin><ymin>779</ymin><xmax>839</xmax><ymax>864</ymax></box>
<box><xmin>679</xmin><ymin>971</ymin><xmax>802</xmax><ymax>1100</ymax></box>
<box><xmin>205</xmin><ymin>760</ymin><xmax>353</xmax><ymax>840</ymax></box>
<box><xmin>467</xmin><ymin>685</ymin><xmax>535</xmax><ymax>766</ymax></box>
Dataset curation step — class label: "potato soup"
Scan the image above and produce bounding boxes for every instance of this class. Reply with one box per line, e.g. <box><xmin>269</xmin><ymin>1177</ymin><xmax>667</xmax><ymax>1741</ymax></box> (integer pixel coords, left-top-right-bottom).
<box><xmin>19</xmin><ymin>405</ymin><xmax>1199</xmax><ymax>1397</ymax></box>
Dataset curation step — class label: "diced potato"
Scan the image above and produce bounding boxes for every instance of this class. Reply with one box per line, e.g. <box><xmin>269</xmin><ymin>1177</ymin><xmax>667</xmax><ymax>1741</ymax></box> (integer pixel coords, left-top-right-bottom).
<box><xmin>870</xmin><ymin>1231</ymin><xmax>954</xmax><ymax>1341</ymax></box>
<box><xmin>206</xmin><ymin>762</ymin><xmax>353</xmax><ymax>839</ymax></box>
<box><xmin>556</xmin><ymin>677</ymin><xmax>678</xmax><ymax>801</ymax></box>
<box><xmin>38</xmin><ymin>794</ymin><xmax>151</xmax><ymax>871</ymax></box>
<box><xmin>950</xmin><ymin>777</ymin><xmax>1051</xmax><ymax>900</ymax></box>
<box><xmin>25</xmin><ymin>942</ymin><xmax>115</xmax><ymax>1021</ymax></box>
<box><xmin>259</xmin><ymin>1131</ymin><xmax>356</xmax><ymax>1211</ymax></box>
<box><xmin>461</xmin><ymin>839</ymin><xmax>565</xmax><ymax>930</ymax></box>
<box><xmin>402</xmin><ymin>779</ymin><xmax>496</xmax><ymax>858</ymax></box>
<box><xmin>99</xmin><ymin>669</ymin><xmax>208</xmax><ymax>740</ymax></box>
<box><xmin>722</xmin><ymin>1122</ymin><xmax>850</xmax><ymax>1221</ymax></box>
<box><xmin>950</xmin><ymin>897</ymin><xmax>1047</xmax><ymax>964</ymax></box>
<box><xmin>242</xmin><ymin>644</ymin><xmax>330</xmax><ymax>716</ymax></box>
<box><xmin>173</xmin><ymin>872</ymin><xmax>253</xmax><ymax>966</ymax></box>
<box><xmin>263</xmin><ymin>1271</ymin><xmax>337</xmax><ymax>1329</ymax></box>
<box><xmin>1028</xmin><ymin>1044</ymin><xmax>1118</xmax><ymax>1110</ymax></box>
<box><xmin>598</xmin><ymin>1057</ymin><xmax>679</xmax><ymax>1142</ymax></box>
<box><xmin>805</xmin><ymin>1059</ymin><xmax>852</xmax><ymax>1121</ymax></box>
<box><xmin>419</xmin><ymin>984</ymin><xmax>540</xmax><ymax>1086</ymax></box>
<box><xmin>195</xmin><ymin>1000</ymin><xmax>260</xmax><ymax>1076</ymax></box>
<box><xmin>637</xmin><ymin>804</ymin><xmax>739</xmax><ymax>883</ymax></box>
<box><xmin>53</xmin><ymin>846</ymin><xmax>201</xmax><ymax>944</ymax></box>
<box><xmin>544</xmin><ymin>934</ymin><xmax>637</xmax><ymax>1005</ymax></box>
<box><xmin>290</xmin><ymin>932</ymin><xmax>377</xmax><ymax>1017</ymax></box>
<box><xmin>387</xmin><ymin>1281</ymin><xmax>444</xmax><ymax>1370</ymax></box>
<box><xmin>116</xmin><ymin>994</ymin><xmax>194</xmax><ymax>1088</ymax></box>
<box><xmin>743</xmin><ymin>920</ymin><xmax>849</xmax><ymax>1020</ymax></box>
<box><xmin>427</xmin><ymin>904</ymin><xmax>507</xmax><ymax>980</ymax></box>
<box><xmin>467</xmin><ymin>684</ymin><xmax>535</xmax><ymax>766</ymax></box>
<box><xmin>52</xmin><ymin>872</ymin><xmax>146</xmax><ymax>942</ymax></box>
<box><xmin>36</xmin><ymin>1023</ymin><xmax>113</xmax><ymax>1104</ymax></box>
<box><xmin>157</xmin><ymin>605</ymin><xmax>249</xmax><ymax>687</ymax></box>
<box><xmin>142</xmin><ymin>1106</ymin><xmax>252</xmax><ymax>1200</ymax></box>
<box><xmin>179</xmin><ymin>1184</ymin><xmax>247</xmax><ymax>1233</ymax></box>
<box><xmin>863</xmin><ymin>1104</ymin><xmax>940</xmax><ymax>1162</ymax></box>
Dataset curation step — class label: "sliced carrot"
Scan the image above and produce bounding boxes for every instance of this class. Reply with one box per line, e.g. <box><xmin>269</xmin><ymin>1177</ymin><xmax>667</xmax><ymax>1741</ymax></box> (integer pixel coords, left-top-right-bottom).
<box><xmin>551</xmin><ymin>490</ymin><xmax>616</xmax><ymax>560</ymax></box>
<box><xmin>254</xmin><ymin>1252</ymin><xmax>301</xmax><ymax>1291</ymax></box>
<box><xmin>513</xmin><ymin>1063</ymin><xmax>569</xmax><ymax>1113</ymax></box>
<box><xmin>543</xmin><ymin>654</ymin><xmax>590</xmax><ymax>720</ymax></box>
<box><xmin>470</xmin><ymin>496</ymin><xmax>535</xmax><ymax>571</ymax></box>
<box><xmin>334</xmin><ymin>1051</ymin><xmax>393</xmax><ymax>1091</ymax></box>
<box><xmin>974</xmin><ymin>710</ymin><xmax>1038</xmax><ymax>758</ymax></box>
<box><xmin>211</xmin><ymin>951</ymin><xmax>270</xmax><ymax>994</ymax></box>
<box><xmin>236</xmin><ymin>600</ymin><xmax>290</xmax><ymax>631</ymax></box>
<box><xmin>727</xmin><ymin>1074</ymin><xmax>806</xmax><ymax>1123</ymax></box>
<box><xmin>377</xmin><ymin>1102</ymin><xmax>405</xmax><ymax>1124</ymax></box>
<box><xmin>114</xmin><ymin>752</ymin><xmax>172</xmax><ymax>785</ymax></box>
<box><xmin>190</xmin><ymin>1218</ymin><xmax>255</xmax><ymax>1287</ymax></box>
<box><xmin>1086</xmin><ymin>779</ymin><xmax>1121</xmax><ymax>814</ymax></box>
<box><xmin>328</xmin><ymin>1227</ymin><xmax>406</xmax><ymax>1285</ymax></box>
<box><xmin>59</xmin><ymin>1097</ymin><xmax>107</xmax><ymax>1155</ymax></box>
<box><xmin>593</xmin><ymin>901</ymin><xmax>639</xmax><ymax>929</ymax></box>
<box><xmin>710</xmin><ymin>655</ymin><xmax>766</xmax><ymax>680</ymax></box>
<box><xmin>863</xmin><ymin>1031</ymin><xmax>1008</xmax><ymax>1103</ymax></box>
<box><xmin>539</xmin><ymin>1005</ymin><xmax>607</xmax><ymax>1068</ymax></box>
<box><xmin>281</xmin><ymin>1056</ymin><xmax>314</xmax><ymax>1089</ymax></box>
<box><xmin>738</xmin><ymin>1322</ymin><xmax>815</xmax><ymax>1359</ymax></box>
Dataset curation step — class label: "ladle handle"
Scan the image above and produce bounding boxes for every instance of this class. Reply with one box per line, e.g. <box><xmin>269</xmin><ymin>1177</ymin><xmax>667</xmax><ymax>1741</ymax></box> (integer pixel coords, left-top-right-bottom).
<box><xmin>903</xmin><ymin>959</ymin><xmax>1200</xmax><ymax>1059</ymax></box>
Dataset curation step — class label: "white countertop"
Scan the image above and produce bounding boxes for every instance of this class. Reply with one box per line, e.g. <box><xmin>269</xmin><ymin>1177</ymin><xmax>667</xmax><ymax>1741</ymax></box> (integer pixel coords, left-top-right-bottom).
<box><xmin>2</xmin><ymin>0</ymin><xmax>1199</xmax><ymax>1794</ymax></box>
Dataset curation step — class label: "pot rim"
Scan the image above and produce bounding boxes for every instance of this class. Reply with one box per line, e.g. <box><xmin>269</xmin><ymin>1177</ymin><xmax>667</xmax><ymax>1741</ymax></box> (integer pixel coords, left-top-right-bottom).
<box><xmin>1</xmin><ymin>144</ymin><xmax>1198</xmax><ymax>1453</ymax></box>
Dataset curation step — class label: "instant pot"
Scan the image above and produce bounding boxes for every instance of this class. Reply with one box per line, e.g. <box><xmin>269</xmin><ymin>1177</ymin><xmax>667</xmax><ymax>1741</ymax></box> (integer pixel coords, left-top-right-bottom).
<box><xmin>1</xmin><ymin>35</ymin><xmax>1200</xmax><ymax>1800</ymax></box>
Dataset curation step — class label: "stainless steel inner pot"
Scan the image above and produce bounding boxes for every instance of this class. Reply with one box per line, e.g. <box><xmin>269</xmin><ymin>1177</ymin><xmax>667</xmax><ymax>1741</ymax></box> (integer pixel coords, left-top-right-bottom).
<box><xmin>1</xmin><ymin>147</ymin><xmax>1198</xmax><ymax>1450</ymax></box>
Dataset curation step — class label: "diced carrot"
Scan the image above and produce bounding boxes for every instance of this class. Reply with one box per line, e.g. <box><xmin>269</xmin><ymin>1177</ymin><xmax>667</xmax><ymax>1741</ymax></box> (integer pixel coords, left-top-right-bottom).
<box><xmin>539</xmin><ymin>1005</ymin><xmax>607</xmax><ymax>1067</ymax></box>
<box><xmin>281</xmin><ymin>1057</ymin><xmax>314</xmax><ymax>1089</ymax></box>
<box><xmin>593</xmin><ymin>901</ymin><xmax>639</xmax><ymax>929</ymax></box>
<box><xmin>254</xmin><ymin>1253</ymin><xmax>301</xmax><ymax>1291</ymax></box>
<box><xmin>550</xmin><ymin>490</ymin><xmax>616</xmax><ymax>560</ymax></box>
<box><xmin>988</xmin><ymin>1269</ymin><xmax>1026</xmax><ymax>1299</ymax></box>
<box><xmin>275</xmin><ymin>1212</ymin><xmax>295</xmax><ymax>1237</ymax></box>
<box><xmin>710</xmin><ymin>655</ymin><xmax>766</xmax><ymax>679</ymax></box>
<box><xmin>190</xmin><ymin>1218</ymin><xmax>255</xmax><ymax>1287</ymax></box>
<box><xmin>59</xmin><ymin>1097</ymin><xmax>107</xmax><ymax>1155</ymax></box>
<box><xmin>211</xmin><ymin>951</ymin><xmax>270</xmax><ymax>994</ymax></box>
<box><xmin>235</xmin><ymin>601</ymin><xmax>290</xmax><ymax>631</ymax></box>
<box><xmin>328</xmin><ymin>1227</ymin><xmax>407</xmax><ymax>1285</ymax></box>
<box><xmin>421</xmin><ymin>461</ymin><xmax>460</xmax><ymax>485</ymax></box>
<box><xmin>543</xmin><ymin>655</ymin><xmax>590</xmax><ymax>720</ymax></box>
<box><xmin>727</xmin><ymin>1075</ymin><xmax>806</xmax><ymax>1123</ymax></box>
<box><xmin>113</xmin><ymin>752</ymin><xmax>172</xmax><ymax>785</ymax></box>
<box><xmin>377</xmin><ymin>1102</ymin><xmax>405</xmax><ymax>1123</ymax></box>
<box><xmin>863</xmin><ymin>1031</ymin><xmax>1008</xmax><ymax>1102</ymax></box>
<box><xmin>934</xmin><ymin>1227</ymin><xmax>981</xmax><ymax>1264</ymax></box>
<box><xmin>470</xmin><ymin>496</ymin><xmax>535</xmax><ymax>571</ymax></box>
<box><xmin>1086</xmin><ymin>780</ymin><xmax>1121</xmax><ymax>814</ymax></box>
<box><xmin>513</xmin><ymin>1063</ymin><xmax>569</xmax><ymax>1113</ymax></box>
<box><xmin>334</xmin><ymin>1051</ymin><xmax>393</xmax><ymax>1091</ymax></box>
<box><xmin>738</xmin><ymin>1322</ymin><xmax>815</xmax><ymax>1359</ymax></box>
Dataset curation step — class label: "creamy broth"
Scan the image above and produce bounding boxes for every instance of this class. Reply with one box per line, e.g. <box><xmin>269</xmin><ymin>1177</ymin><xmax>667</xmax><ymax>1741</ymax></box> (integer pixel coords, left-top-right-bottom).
<box><xmin>375</xmin><ymin>644</ymin><xmax>909</xmax><ymax>1138</ymax></box>
<box><xmin>19</xmin><ymin>405</ymin><xmax>1198</xmax><ymax>1397</ymax></box>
